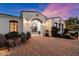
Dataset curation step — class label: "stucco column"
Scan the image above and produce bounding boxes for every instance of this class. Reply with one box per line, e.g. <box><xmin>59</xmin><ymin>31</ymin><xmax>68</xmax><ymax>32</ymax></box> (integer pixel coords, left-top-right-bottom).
<box><xmin>26</xmin><ymin>21</ymin><xmax>31</xmax><ymax>32</ymax></box>
<box><xmin>42</xmin><ymin>23</ymin><xmax>46</xmax><ymax>35</ymax></box>
<box><xmin>23</xmin><ymin>20</ymin><xmax>32</xmax><ymax>33</ymax></box>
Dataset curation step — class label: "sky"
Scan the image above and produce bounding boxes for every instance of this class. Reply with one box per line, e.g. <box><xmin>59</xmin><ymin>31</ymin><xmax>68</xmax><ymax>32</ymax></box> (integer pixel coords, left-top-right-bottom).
<box><xmin>0</xmin><ymin>3</ymin><xmax>79</xmax><ymax>20</ymax></box>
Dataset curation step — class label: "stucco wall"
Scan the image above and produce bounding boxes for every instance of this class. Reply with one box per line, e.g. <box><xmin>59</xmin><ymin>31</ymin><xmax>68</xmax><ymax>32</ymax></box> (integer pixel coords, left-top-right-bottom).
<box><xmin>22</xmin><ymin>12</ymin><xmax>47</xmax><ymax>22</ymax></box>
<box><xmin>47</xmin><ymin>17</ymin><xmax>65</xmax><ymax>34</ymax></box>
<box><xmin>0</xmin><ymin>15</ymin><xmax>23</xmax><ymax>34</ymax></box>
<box><xmin>22</xmin><ymin>11</ymin><xmax>47</xmax><ymax>34</ymax></box>
<box><xmin>53</xmin><ymin>18</ymin><xmax>65</xmax><ymax>34</ymax></box>
<box><xmin>46</xmin><ymin>19</ymin><xmax>52</xmax><ymax>32</ymax></box>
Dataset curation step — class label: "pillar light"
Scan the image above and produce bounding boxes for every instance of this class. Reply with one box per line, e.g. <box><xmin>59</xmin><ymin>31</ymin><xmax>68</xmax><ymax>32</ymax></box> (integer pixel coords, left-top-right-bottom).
<box><xmin>42</xmin><ymin>23</ymin><xmax>45</xmax><ymax>25</ymax></box>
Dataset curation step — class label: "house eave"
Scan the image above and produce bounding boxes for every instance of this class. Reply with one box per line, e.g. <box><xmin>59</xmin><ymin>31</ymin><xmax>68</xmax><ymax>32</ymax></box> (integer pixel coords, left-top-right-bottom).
<box><xmin>0</xmin><ymin>13</ymin><xmax>21</xmax><ymax>18</ymax></box>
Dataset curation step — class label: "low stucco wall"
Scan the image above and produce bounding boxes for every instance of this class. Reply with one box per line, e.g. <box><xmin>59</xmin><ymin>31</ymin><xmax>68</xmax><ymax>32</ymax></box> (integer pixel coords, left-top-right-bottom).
<box><xmin>0</xmin><ymin>15</ymin><xmax>23</xmax><ymax>34</ymax></box>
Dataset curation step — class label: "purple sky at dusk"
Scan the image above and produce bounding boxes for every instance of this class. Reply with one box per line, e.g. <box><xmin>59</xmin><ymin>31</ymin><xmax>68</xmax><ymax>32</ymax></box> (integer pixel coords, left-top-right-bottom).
<box><xmin>0</xmin><ymin>3</ymin><xmax>79</xmax><ymax>20</ymax></box>
<box><xmin>42</xmin><ymin>3</ymin><xmax>79</xmax><ymax>20</ymax></box>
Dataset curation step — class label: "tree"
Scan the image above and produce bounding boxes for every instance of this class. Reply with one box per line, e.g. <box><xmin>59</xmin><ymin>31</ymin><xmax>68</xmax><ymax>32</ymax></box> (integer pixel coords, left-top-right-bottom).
<box><xmin>65</xmin><ymin>17</ymin><xmax>79</xmax><ymax>30</ymax></box>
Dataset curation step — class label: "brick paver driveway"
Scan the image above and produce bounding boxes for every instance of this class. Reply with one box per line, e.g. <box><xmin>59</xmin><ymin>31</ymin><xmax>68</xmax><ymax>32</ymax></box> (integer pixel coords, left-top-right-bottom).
<box><xmin>0</xmin><ymin>36</ymin><xmax>79</xmax><ymax>56</ymax></box>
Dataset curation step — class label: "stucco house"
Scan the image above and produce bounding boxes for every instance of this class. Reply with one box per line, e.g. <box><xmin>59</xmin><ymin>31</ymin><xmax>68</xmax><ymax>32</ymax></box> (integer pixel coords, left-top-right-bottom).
<box><xmin>0</xmin><ymin>11</ymin><xmax>65</xmax><ymax>36</ymax></box>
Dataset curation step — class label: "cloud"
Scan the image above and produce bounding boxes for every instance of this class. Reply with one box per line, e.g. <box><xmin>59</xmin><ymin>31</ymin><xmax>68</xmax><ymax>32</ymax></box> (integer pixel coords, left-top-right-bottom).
<box><xmin>42</xmin><ymin>3</ymin><xmax>79</xmax><ymax>19</ymax></box>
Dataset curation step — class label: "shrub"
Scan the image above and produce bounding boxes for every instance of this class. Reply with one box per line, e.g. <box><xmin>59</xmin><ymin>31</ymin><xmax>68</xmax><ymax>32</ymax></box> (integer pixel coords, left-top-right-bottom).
<box><xmin>63</xmin><ymin>29</ymin><xmax>69</xmax><ymax>34</ymax></box>
<box><xmin>51</xmin><ymin>27</ymin><xmax>59</xmax><ymax>37</ymax></box>
<box><xmin>68</xmin><ymin>31</ymin><xmax>78</xmax><ymax>39</ymax></box>
<box><xmin>38</xmin><ymin>31</ymin><xmax>41</xmax><ymax>34</ymax></box>
<box><xmin>5</xmin><ymin>32</ymin><xmax>20</xmax><ymax>39</ymax></box>
<box><xmin>63</xmin><ymin>29</ymin><xmax>71</xmax><ymax>39</ymax></box>
<box><xmin>75</xmin><ymin>32</ymin><xmax>78</xmax><ymax>37</ymax></box>
<box><xmin>26</xmin><ymin>32</ymin><xmax>31</xmax><ymax>39</ymax></box>
<box><xmin>44</xmin><ymin>30</ymin><xmax>49</xmax><ymax>37</ymax></box>
<box><xmin>64</xmin><ymin>34</ymin><xmax>71</xmax><ymax>39</ymax></box>
<box><xmin>20</xmin><ymin>32</ymin><xmax>26</xmax><ymax>43</ymax></box>
<box><xmin>4</xmin><ymin>32</ymin><xmax>20</xmax><ymax>47</ymax></box>
<box><xmin>70</xmin><ymin>33</ymin><xmax>75</xmax><ymax>36</ymax></box>
<box><xmin>0</xmin><ymin>34</ymin><xmax>6</xmax><ymax>47</ymax></box>
<box><xmin>63</xmin><ymin>29</ymin><xmax>74</xmax><ymax>39</ymax></box>
<box><xmin>5</xmin><ymin>33</ymin><xmax>9</xmax><ymax>39</ymax></box>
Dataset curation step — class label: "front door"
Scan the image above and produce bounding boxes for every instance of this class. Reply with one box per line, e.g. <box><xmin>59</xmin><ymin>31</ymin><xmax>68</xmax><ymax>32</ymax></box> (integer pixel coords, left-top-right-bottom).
<box><xmin>31</xmin><ymin>23</ymin><xmax>38</xmax><ymax>34</ymax></box>
<box><xmin>31</xmin><ymin>19</ymin><xmax>42</xmax><ymax>34</ymax></box>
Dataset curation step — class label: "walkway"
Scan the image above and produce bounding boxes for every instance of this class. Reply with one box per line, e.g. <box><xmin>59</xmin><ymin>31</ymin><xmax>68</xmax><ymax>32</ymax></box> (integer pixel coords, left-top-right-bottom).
<box><xmin>0</xmin><ymin>36</ymin><xmax>79</xmax><ymax>56</ymax></box>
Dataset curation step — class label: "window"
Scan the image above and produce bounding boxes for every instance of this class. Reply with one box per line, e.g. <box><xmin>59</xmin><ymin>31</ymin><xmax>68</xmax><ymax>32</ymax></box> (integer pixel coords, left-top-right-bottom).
<box><xmin>9</xmin><ymin>20</ymin><xmax>18</xmax><ymax>32</ymax></box>
<box><xmin>62</xmin><ymin>24</ymin><xmax>64</xmax><ymax>31</ymax></box>
<box><xmin>55</xmin><ymin>22</ymin><xmax>57</xmax><ymax>27</ymax></box>
<box><xmin>59</xmin><ymin>23</ymin><xmax>61</xmax><ymax>31</ymax></box>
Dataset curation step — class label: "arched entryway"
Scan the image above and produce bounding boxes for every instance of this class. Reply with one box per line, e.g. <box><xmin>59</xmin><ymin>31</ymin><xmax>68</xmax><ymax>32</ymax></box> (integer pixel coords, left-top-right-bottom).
<box><xmin>30</xmin><ymin>18</ymin><xmax>43</xmax><ymax>35</ymax></box>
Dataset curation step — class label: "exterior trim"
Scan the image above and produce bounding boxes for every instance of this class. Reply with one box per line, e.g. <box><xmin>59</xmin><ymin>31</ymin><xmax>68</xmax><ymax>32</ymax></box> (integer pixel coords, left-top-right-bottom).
<box><xmin>21</xmin><ymin>11</ymin><xmax>48</xmax><ymax>19</ymax></box>
<box><xmin>0</xmin><ymin>13</ymin><xmax>20</xmax><ymax>18</ymax></box>
<box><xmin>31</xmin><ymin>18</ymin><xmax>43</xmax><ymax>23</ymax></box>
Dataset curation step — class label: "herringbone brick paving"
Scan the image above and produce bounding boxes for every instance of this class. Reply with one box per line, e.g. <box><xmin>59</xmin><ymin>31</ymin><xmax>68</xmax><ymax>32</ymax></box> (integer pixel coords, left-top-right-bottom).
<box><xmin>0</xmin><ymin>36</ymin><xmax>79</xmax><ymax>56</ymax></box>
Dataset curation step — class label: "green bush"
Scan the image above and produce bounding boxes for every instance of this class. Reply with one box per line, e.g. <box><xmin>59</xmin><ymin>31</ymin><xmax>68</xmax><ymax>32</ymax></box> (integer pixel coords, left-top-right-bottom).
<box><xmin>51</xmin><ymin>27</ymin><xmax>59</xmax><ymax>37</ymax></box>
<box><xmin>20</xmin><ymin>32</ymin><xmax>31</xmax><ymax>43</ymax></box>
<box><xmin>63</xmin><ymin>34</ymin><xmax>71</xmax><ymax>39</ymax></box>
<box><xmin>20</xmin><ymin>32</ymin><xmax>26</xmax><ymax>43</ymax></box>
<box><xmin>44</xmin><ymin>30</ymin><xmax>49</xmax><ymax>37</ymax></box>
<box><xmin>26</xmin><ymin>32</ymin><xmax>31</xmax><ymax>39</ymax></box>
<box><xmin>70</xmin><ymin>33</ymin><xmax>75</xmax><ymax>36</ymax></box>
<box><xmin>63</xmin><ymin>29</ymin><xmax>69</xmax><ymax>34</ymax></box>
<box><xmin>0</xmin><ymin>34</ymin><xmax>6</xmax><ymax>47</ymax></box>
<box><xmin>38</xmin><ymin>31</ymin><xmax>41</xmax><ymax>34</ymax></box>
<box><xmin>5</xmin><ymin>32</ymin><xmax>20</xmax><ymax>39</ymax></box>
<box><xmin>75</xmin><ymin>32</ymin><xmax>78</xmax><ymax>37</ymax></box>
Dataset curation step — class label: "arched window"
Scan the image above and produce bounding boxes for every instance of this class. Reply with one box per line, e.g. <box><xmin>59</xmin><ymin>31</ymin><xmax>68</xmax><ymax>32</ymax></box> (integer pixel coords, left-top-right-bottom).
<box><xmin>59</xmin><ymin>23</ymin><xmax>61</xmax><ymax>31</ymax></box>
<box><xmin>9</xmin><ymin>20</ymin><xmax>18</xmax><ymax>32</ymax></box>
<box><xmin>62</xmin><ymin>24</ymin><xmax>64</xmax><ymax>31</ymax></box>
<box><xmin>55</xmin><ymin>22</ymin><xmax>57</xmax><ymax>27</ymax></box>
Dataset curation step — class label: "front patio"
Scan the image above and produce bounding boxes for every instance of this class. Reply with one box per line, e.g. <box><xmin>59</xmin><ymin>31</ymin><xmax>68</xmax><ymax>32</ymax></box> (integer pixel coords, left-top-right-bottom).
<box><xmin>0</xmin><ymin>36</ymin><xmax>79</xmax><ymax>56</ymax></box>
